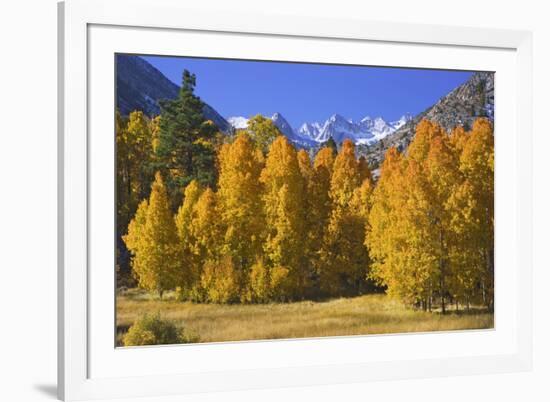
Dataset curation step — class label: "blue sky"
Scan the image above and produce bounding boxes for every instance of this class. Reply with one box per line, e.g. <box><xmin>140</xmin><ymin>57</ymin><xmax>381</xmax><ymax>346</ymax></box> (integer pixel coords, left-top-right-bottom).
<box><xmin>142</xmin><ymin>55</ymin><xmax>473</xmax><ymax>128</ymax></box>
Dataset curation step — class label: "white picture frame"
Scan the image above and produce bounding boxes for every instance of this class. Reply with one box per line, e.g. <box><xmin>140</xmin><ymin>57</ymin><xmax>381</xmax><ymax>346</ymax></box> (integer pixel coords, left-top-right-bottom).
<box><xmin>58</xmin><ymin>0</ymin><xmax>533</xmax><ymax>400</ymax></box>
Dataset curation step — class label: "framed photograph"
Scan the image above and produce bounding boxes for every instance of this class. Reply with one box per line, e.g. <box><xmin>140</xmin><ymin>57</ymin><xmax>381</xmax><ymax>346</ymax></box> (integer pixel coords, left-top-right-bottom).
<box><xmin>58</xmin><ymin>0</ymin><xmax>533</xmax><ymax>400</ymax></box>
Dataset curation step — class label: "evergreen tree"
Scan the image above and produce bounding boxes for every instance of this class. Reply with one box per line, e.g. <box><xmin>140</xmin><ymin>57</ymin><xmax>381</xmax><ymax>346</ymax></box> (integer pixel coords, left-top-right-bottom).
<box><xmin>322</xmin><ymin>136</ymin><xmax>338</xmax><ymax>155</ymax></box>
<box><xmin>357</xmin><ymin>156</ymin><xmax>373</xmax><ymax>184</ymax></box>
<box><xmin>156</xmin><ymin>70</ymin><xmax>218</xmax><ymax>206</ymax></box>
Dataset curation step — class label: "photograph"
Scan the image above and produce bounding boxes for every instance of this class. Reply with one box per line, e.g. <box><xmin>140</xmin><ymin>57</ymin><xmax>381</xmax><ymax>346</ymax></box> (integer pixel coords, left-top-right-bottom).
<box><xmin>115</xmin><ymin>53</ymin><xmax>495</xmax><ymax>347</ymax></box>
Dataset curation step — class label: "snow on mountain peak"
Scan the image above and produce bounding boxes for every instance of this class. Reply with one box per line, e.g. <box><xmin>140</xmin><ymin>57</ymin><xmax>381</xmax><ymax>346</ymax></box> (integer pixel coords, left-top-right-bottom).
<box><xmin>227</xmin><ymin>116</ymin><xmax>249</xmax><ymax>129</ymax></box>
<box><xmin>228</xmin><ymin>112</ymin><xmax>413</xmax><ymax>148</ymax></box>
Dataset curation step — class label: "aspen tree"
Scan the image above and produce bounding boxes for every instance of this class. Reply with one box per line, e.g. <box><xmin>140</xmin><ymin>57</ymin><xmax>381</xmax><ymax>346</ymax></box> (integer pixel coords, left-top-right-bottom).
<box><xmin>217</xmin><ymin>133</ymin><xmax>265</xmax><ymax>290</ymax></box>
<box><xmin>124</xmin><ymin>173</ymin><xmax>181</xmax><ymax>298</ymax></box>
<box><xmin>321</xmin><ymin>139</ymin><xmax>367</xmax><ymax>296</ymax></box>
<box><xmin>174</xmin><ymin>180</ymin><xmax>202</xmax><ymax>294</ymax></box>
<box><xmin>260</xmin><ymin>136</ymin><xmax>307</xmax><ymax>299</ymax></box>
<box><xmin>459</xmin><ymin>118</ymin><xmax>494</xmax><ymax>310</ymax></box>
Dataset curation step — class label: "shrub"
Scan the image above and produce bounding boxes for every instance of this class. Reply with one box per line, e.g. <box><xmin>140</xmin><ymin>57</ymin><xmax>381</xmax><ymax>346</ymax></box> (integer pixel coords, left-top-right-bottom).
<box><xmin>122</xmin><ymin>313</ymin><xmax>198</xmax><ymax>346</ymax></box>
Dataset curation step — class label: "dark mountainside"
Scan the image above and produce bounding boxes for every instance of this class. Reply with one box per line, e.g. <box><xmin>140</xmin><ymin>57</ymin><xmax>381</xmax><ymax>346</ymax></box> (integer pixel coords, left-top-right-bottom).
<box><xmin>116</xmin><ymin>54</ymin><xmax>232</xmax><ymax>133</ymax></box>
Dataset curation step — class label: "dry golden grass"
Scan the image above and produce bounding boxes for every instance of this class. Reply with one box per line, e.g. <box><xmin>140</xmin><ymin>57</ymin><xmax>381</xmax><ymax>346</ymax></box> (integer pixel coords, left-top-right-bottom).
<box><xmin>116</xmin><ymin>289</ymin><xmax>493</xmax><ymax>346</ymax></box>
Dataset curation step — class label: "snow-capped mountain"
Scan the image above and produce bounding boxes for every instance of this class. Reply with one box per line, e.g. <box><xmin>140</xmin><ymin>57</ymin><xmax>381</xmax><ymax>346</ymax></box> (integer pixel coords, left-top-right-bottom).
<box><xmin>227</xmin><ymin>116</ymin><xmax>249</xmax><ymax>130</ymax></box>
<box><xmin>228</xmin><ymin>112</ymin><xmax>412</xmax><ymax>148</ymax></box>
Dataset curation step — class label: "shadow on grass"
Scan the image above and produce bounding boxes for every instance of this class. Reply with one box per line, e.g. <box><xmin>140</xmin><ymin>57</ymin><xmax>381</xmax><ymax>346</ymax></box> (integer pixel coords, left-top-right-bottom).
<box><xmin>429</xmin><ymin>307</ymin><xmax>493</xmax><ymax>316</ymax></box>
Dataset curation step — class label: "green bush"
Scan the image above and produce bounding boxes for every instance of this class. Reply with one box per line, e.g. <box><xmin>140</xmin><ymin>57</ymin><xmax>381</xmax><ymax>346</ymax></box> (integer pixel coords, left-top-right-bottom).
<box><xmin>122</xmin><ymin>313</ymin><xmax>198</xmax><ymax>346</ymax></box>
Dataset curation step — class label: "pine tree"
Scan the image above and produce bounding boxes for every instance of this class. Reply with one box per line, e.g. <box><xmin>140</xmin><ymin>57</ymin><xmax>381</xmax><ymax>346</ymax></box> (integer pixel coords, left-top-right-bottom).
<box><xmin>156</xmin><ymin>70</ymin><xmax>218</xmax><ymax>206</ymax></box>
<box><xmin>322</xmin><ymin>137</ymin><xmax>338</xmax><ymax>155</ymax></box>
<box><xmin>260</xmin><ymin>136</ymin><xmax>307</xmax><ymax>299</ymax></box>
<box><xmin>124</xmin><ymin>172</ymin><xmax>181</xmax><ymax>298</ymax></box>
<box><xmin>357</xmin><ymin>156</ymin><xmax>373</xmax><ymax>184</ymax></box>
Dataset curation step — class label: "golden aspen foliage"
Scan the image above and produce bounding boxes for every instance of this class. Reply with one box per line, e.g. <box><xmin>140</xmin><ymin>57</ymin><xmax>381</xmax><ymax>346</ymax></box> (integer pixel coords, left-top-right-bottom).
<box><xmin>446</xmin><ymin>179</ymin><xmax>482</xmax><ymax>309</ymax></box>
<box><xmin>449</xmin><ymin>125</ymin><xmax>468</xmax><ymax>154</ymax></box>
<box><xmin>116</xmin><ymin>111</ymin><xmax>155</xmax><ymax>236</ymax></box>
<box><xmin>246</xmin><ymin>257</ymin><xmax>272</xmax><ymax>303</ymax></box>
<box><xmin>350</xmin><ymin>176</ymin><xmax>374</xmax><ymax>221</ymax></box>
<box><xmin>217</xmin><ymin>133</ymin><xmax>265</xmax><ymax>288</ymax></box>
<box><xmin>246</xmin><ymin>114</ymin><xmax>282</xmax><ymax>153</ymax></box>
<box><xmin>367</xmin><ymin>119</ymin><xmax>493</xmax><ymax>313</ymax></box>
<box><xmin>174</xmin><ymin>180</ymin><xmax>203</xmax><ymax>294</ymax></box>
<box><xmin>330</xmin><ymin>139</ymin><xmax>362</xmax><ymax>208</ymax></box>
<box><xmin>314</xmin><ymin>146</ymin><xmax>336</xmax><ymax>172</ymax></box>
<box><xmin>186</xmin><ymin>188</ymin><xmax>223</xmax><ymax>300</ymax></box>
<box><xmin>458</xmin><ymin>118</ymin><xmax>494</xmax><ymax>310</ymax></box>
<box><xmin>175</xmin><ymin>180</ymin><xmax>202</xmax><ymax>246</ymax></box>
<box><xmin>190</xmin><ymin>188</ymin><xmax>222</xmax><ymax>263</ymax></box>
<box><xmin>296</xmin><ymin>149</ymin><xmax>317</xmax><ymax>293</ymax></box>
<box><xmin>297</xmin><ymin>149</ymin><xmax>314</xmax><ymax>186</ymax></box>
<box><xmin>245</xmin><ymin>257</ymin><xmax>289</xmax><ymax>303</ymax></box>
<box><xmin>407</xmin><ymin>119</ymin><xmax>446</xmax><ymax>163</ymax></box>
<box><xmin>260</xmin><ymin>136</ymin><xmax>307</xmax><ymax>299</ymax></box>
<box><xmin>124</xmin><ymin>172</ymin><xmax>181</xmax><ymax>298</ymax></box>
<box><xmin>123</xmin><ymin>199</ymin><xmax>148</xmax><ymax>282</ymax></box>
<box><xmin>200</xmin><ymin>255</ymin><xmax>240</xmax><ymax>303</ymax></box>
<box><xmin>367</xmin><ymin>147</ymin><xmax>431</xmax><ymax>304</ymax></box>
<box><xmin>311</xmin><ymin>146</ymin><xmax>336</xmax><ymax>232</ymax></box>
<box><xmin>423</xmin><ymin>135</ymin><xmax>462</xmax><ymax>313</ymax></box>
<box><xmin>149</xmin><ymin>115</ymin><xmax>161</xmax><ymax>154</ymax></box>
<box><xmin>310</xmin><ymin>147</ymin><xmax>336</xmax><ymax>240</ymax></box>
<box><xmin>320</xmin><ymin>139</ymin><xmax>368</xmax><ymax>296</ymax></box>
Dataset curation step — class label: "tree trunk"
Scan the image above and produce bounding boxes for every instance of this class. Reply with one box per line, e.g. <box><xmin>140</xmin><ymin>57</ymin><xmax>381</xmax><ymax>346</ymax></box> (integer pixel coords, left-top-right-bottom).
<box><xmin>439</xmin><ymin>228</ymin><xmax>446</xmax><ymax>315</ymax></box>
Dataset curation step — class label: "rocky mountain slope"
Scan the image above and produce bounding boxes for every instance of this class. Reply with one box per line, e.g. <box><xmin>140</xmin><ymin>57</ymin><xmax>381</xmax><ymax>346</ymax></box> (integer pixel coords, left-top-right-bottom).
<box><xmin>116</xmin><ymin>55</ymin><xmax>232</xmax><ymax>133</ymax></box>
<box><xmin>360</xmin><ymin>71</ymin><xmax>494</xmax><ymax>168</ymax></box>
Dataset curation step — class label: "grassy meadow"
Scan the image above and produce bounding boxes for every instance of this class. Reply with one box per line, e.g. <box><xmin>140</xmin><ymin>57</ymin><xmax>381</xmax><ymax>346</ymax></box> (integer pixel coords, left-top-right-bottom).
<box><xmin>116</xmin><ymin>289</ymin><xmax>493</xmax><ymax>346</ymax></box>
